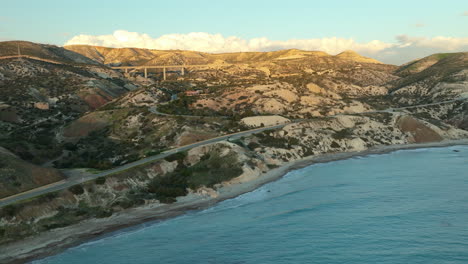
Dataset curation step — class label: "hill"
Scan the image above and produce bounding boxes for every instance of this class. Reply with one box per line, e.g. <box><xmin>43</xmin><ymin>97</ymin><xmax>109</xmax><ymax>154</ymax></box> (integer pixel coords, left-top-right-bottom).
<box><xmin>0</xmin><ymin>41</ymin><xmax>99</xmax><ymax>65</ymax></box>
<box><xmin>0</xmin><ymin>147</ymin><xmax>64</xmax><ymax>199</ymax></box>
<box><xmin>0</xmin><ymin>41</ymin><xmax>138</xmax><ymax>165</ymax></box>
<box><xmin>391</xmin><ymin>52</ymin><xmax>468</xmax><ymax>102</ymax></box>
<box><xmin>395</xmin><ymin>52</ymin><xmax>464</xmax><ymax>77</ymax></box>
<box><xmin>64</xmin><ymin>45</ymin><xmax>382</xmax><ymax>66</ymax></box>
<box><xmin>335</xmin><ymin>50</ymin><xmax>382</xmax><ymax>64</ymax></box>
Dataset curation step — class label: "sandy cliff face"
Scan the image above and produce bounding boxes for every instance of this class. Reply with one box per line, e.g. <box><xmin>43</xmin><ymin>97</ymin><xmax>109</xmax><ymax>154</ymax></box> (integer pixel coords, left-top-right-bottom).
<box><xmin>396</xmin><ymin>115</ymin><xmax>443</xmax><ymax>143</ymax></box>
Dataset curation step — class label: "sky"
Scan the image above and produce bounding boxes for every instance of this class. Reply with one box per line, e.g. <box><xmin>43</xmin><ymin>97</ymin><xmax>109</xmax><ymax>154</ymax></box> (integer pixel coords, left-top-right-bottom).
<box><xmin>1</xmin><ymin>0</ymin><xmax>467</xmax><ymax>64</ymax></box>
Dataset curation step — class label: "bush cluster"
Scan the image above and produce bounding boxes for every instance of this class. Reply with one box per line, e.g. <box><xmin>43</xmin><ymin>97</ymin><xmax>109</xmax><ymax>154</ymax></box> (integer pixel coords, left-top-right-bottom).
<box><xmin>147</xmin><ymin>152</ymin><xmax>243</xmax><ymax>203</ymax></box>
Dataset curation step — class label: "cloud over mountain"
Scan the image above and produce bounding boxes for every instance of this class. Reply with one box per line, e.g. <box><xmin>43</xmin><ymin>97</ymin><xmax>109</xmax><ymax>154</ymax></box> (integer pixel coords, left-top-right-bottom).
<box><xmin>65</xmin><ymin>30</ymin><xmax>468</xmax><ymax>65</ymax></box>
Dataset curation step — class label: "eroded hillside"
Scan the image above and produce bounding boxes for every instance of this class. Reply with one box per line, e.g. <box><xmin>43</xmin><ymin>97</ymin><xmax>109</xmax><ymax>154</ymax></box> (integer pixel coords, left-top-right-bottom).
<box><xmin>1</xmin><ymin>43</ymin><xmax>468</xmax><ymax>262</ymax></box>
<box><xmin>0</xmin><ymin>42</ymin><xmax>141</xmax><ymax>175</ymax></box>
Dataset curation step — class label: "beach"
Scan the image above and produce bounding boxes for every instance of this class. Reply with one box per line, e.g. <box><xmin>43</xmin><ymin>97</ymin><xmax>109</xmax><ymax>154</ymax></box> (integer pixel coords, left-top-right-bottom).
<box><xmin>2</xmin><ymin>139</ymin><xmax>468</xmax><ymax>264</ymax></box>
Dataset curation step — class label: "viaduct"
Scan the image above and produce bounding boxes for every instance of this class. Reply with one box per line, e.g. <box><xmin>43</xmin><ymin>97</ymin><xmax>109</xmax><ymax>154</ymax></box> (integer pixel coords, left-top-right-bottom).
<box><xmin>111</xmin><ymin>64</ymin><xmax>232</xmax><ymax>80</ymax></box>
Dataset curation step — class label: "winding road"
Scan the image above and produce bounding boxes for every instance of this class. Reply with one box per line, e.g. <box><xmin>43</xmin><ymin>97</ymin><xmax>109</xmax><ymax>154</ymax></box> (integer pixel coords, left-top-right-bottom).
<box><xmin>1</xmin><ymin>96</ymin><xmax>467</xmax><ymax>208</ymax></box>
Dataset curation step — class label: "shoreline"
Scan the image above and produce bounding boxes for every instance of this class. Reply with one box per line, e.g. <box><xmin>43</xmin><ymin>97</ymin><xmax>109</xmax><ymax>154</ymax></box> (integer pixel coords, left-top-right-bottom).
<box><xmin>2</xmin><ymin>139</ymin><xmax>468</xmax><ymax>264</ymax></box>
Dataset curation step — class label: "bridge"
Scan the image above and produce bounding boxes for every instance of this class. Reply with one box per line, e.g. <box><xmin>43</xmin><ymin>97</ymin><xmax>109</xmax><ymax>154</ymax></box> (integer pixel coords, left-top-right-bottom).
<box><xmin>0</xmin><ymin>55</ymin><xmax>232</xmax><ymax>81</ymax></box>
<box><xmin>111</xmin><ymin>64</ymin><xmax>232</xmax><ymax>80</ymax></box>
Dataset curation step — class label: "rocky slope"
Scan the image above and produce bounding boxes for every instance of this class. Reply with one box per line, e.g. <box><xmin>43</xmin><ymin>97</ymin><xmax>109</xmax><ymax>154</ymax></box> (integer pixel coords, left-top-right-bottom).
<box><xmin>391</xmin><ymin>52</ymin><xmax>468</xmax><ymax>103</ymax></box>
<box><xmin>155</xmin><ymin>60</ymin><xmax>396</xmax><ymax>118</ymax></box>
<box><xmin>0</xmin><ymin>41</ymin><xmax>139</xmax><ymax>171</ymax></box>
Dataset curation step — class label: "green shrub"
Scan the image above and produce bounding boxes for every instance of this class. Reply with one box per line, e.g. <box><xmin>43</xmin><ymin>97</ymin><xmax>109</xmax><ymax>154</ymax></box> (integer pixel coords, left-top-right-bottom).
<box><xmin>0</xmin><ymin>204</ymin><xmax>23</xmax><ymax>218</ymax></box>
<box><xmin>257</xmin><ymin>133</ymin><xmax>289</xmax><ymax>148</ymax></box>
<box><xmin>147</xmin><ymin>151</ymin><xmax>243</xmax><ymax>203</ymax></box>
<box><xmin>95</xmin><ymin>208</ymin><xmax>113</xmax><ymax>218</ymax></box>
<box><xmin>164</xmin><ymin>152</ymin><xmax>186</xmax><ymax>162</ymax></box>
<box><xmin>147</xmin><ymin>174</ymin><xmax>188</xmax><ymax>203</ymax></box>
<box><xmin>287</xmin><ymin>137</ymin><xmax>300</xmax><ymax>146</ymax></box>
<box><xmin>36</xmin><ymin>192</ymin><xmax>59</xmax><ymax>203</ymax></box>
<box><xmin>145</xmin><ymin>150</ymin><xmax>162</xmax><ymax>157</ymax></box>
<box><xmin>68</xmin><ymin>185</ymin><xmax>84</xmax><ymax>195</ymax></box>
<box><xmin>247</xmin><ymin>142</ymin><xmax>261</xmax><ymax>149</ymax></box>
<box><xmin>95</xmin><ymin>177</ymin><xmax>106</xmax><ymax>185</ymax></box>
<box><xmin>332</xmin><ymin>128</ymin><xmax>353</xmax><ymax>140</ymax></box>
<box><xmin>63</xmin><ymin>142</ymin><xmax>78</xmax><ymax>151</ymax></box>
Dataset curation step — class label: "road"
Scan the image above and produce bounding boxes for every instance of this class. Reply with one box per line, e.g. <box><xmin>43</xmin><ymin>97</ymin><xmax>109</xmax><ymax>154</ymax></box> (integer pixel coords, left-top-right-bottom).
<box><xmin>391</xmin><ymin>97</ymin><xmax>468</xmax><ymax>110</ymax></box>
<box><xmin>0</xmin><ymin>122</ymin><xmax>288</xmax><ymax>207</ymax></box>
<box><xmin>2</xmin><ymin>96</ymin><xmax>467</xmax><ymax>207</ymax></box>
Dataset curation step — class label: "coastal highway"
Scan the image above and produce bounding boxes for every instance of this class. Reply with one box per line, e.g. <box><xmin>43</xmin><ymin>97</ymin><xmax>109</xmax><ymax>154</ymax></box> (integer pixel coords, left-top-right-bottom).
<box><xmin>2</xmin><ymin>96</ymin><xmax>467</xmax><ymax>207</ymax></box>
<box><xmin>0</xmin><ymin>122</ymin><xmax>288</xmax><ymax>208</ymax></box>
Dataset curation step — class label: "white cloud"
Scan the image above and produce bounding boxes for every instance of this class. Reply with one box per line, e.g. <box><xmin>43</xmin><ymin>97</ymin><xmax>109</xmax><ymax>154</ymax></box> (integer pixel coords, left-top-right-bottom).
<box><xmin>395</xmin><ymin>35</ymin><xmax>468</xmax><ymax>50</ymax></box>
<box><xmin>65</xmin><ymin>30</ymin><xmax>468</xmax><ymax>65</ymax></box>
<box><xmin>64</xmin><ymin>30</ymin><xmax>395</xmax><ymax>55</ymax></box>
<box><xmin>462</xmin><ymin>11</ymin><xmax>468</xmax><ymax>16</ymax></box>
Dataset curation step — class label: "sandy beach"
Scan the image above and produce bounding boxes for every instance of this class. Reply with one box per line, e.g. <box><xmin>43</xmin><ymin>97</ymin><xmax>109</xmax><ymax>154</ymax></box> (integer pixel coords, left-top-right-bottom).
<box><xmin>2</xmin><ymin>139</ymin><xmax>468</xmax><ymax>264</ymax></box>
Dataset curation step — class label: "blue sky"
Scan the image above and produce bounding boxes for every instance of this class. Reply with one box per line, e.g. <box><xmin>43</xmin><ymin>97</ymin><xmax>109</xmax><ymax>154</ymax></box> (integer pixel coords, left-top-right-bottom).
<box><xmin>1</xmin><ymin>0</ymin><xmax>467</xmax><ymax>64</ymax></box>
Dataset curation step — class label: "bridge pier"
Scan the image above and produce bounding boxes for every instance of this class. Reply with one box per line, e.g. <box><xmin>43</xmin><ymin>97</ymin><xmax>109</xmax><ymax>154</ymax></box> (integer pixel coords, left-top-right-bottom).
<box><xmin>124</xmin><ymin>68</ymin><xmax>128</xmax><ymax>74</ymax></box>
<box><xmin>144</xmin><ymin>68</ymin><xmax>147</xmax><ymax>79</ymax></box>
<box><xmin>181</xmin><ymin>65</ymin><xmax>185</xmax><ymax>76</ymax></box>
<box><xmin>163</xmin><ymin>67</ymin><xmax>166</xmax><ymax>81</ymax></box>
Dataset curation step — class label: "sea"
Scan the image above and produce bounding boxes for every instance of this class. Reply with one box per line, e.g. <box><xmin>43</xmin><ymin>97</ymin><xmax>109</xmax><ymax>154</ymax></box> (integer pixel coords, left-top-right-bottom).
<box><xmin>35</xmin><ymin>145</ymin><xmax>468</xmax><ymax>264</ymax></box>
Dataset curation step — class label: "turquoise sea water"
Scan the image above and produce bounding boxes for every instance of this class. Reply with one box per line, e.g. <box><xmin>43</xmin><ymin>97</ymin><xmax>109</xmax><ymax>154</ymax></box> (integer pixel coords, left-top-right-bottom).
<box><xmin>36</xmin><ymin>145</ymin><xmax>468</xmax><ymax>264</ymax></box>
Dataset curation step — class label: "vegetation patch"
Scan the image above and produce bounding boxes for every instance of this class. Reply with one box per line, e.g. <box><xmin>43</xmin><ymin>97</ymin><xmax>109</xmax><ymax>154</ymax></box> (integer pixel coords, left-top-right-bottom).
<box><xmin>332</xmin><ymin>128</ymin><xmax>354</xmax><ymax>140</ymax></box>
<box><xmin>147</xmin><ymin>151</ymin><xmax>243</xmax><ymax>203</ymax></box>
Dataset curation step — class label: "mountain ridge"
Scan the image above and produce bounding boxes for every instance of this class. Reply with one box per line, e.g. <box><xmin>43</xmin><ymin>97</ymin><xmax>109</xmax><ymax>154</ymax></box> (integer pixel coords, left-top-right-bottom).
<box><xmin>63</xmin><ymin>44</ymin><xmax>383</xmax><ymax>66</ymax></box>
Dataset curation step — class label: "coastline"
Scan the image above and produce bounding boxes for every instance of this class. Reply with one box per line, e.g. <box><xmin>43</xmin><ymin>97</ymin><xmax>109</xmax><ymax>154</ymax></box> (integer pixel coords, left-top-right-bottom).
<box><xmin>2</xmin><ymin>139</ymin><xmax>468</xmax><ymax>264</ymax></box>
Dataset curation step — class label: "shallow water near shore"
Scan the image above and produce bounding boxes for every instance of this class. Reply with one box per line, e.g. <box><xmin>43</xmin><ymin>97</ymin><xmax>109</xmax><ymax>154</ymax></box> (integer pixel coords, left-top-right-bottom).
<box><xmin>35</xmin><ymin>145</ymin><xmax>468</xmax><ymax>264</ymax></box>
